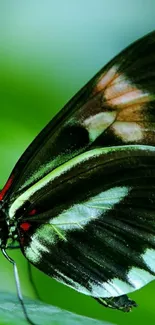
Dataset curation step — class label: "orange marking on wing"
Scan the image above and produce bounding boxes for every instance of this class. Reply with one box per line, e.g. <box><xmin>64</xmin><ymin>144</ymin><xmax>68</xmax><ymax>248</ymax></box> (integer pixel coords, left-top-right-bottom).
<box><xmin>94</xmin><ymin>65</ymin><xmax>120</xmax><ymax>92</ymax></box>
<box><xmin>107</xmin><ymin>90</ymin><xmax>150</xmax><ymax>108</ymax></box>
<box><xmin>95</xmin><ymin>69</ymin><xmax>153</xmax><ymax>112</ymax></box>
<box><xmin>105</xmin><ymin>78</ymin><xmax>138</xmax><ymax>100</ymax></box>
<box><xmin>117</xmin><ymin>103</ymin><xmax>145</xmax><ymax>121</ymax></box>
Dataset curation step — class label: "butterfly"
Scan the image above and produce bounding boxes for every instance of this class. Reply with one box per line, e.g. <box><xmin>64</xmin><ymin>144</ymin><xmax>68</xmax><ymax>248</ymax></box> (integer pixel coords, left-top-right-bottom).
<box><xmin>1</xmin><ymin>31</ymin><xmax>155</xmax><ymax>324</ymax></box>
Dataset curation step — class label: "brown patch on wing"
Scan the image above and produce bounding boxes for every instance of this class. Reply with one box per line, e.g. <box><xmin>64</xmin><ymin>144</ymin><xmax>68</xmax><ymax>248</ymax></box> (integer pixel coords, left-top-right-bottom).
<box><xmin>117</xmin><ymin>104</ymin><xmax>146</xmax><ymax>121</ymax></box>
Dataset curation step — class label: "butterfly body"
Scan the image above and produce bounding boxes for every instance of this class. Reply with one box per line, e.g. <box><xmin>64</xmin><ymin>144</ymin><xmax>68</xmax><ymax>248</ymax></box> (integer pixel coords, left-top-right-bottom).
<box><xmin>1</xmin><ymin>32</ymin><xmax>155</xmax><ymax>319</ymax></box>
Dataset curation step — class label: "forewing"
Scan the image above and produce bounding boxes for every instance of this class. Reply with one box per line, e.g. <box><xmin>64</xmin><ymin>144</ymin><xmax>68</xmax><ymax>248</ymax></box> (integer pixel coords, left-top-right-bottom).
<box><xmin>17</xmin><ymin>145</ymin><xmax>155</xmax><ymax>299</ymax></box>
<box><xmin>2</xmin><ymin>31</ymin><xmax>155</xmax><ymax>202</ymax></box>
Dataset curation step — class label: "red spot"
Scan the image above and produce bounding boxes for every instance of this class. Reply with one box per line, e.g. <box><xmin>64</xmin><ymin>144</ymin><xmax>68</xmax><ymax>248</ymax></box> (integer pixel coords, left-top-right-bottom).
<box><xmin>0</xmin><ymin>175</ymin><xmax>14</xmax><ymax>201</ymax></box>
<box><xmin>29</xmin><ymin>209</ymin><xmax>37</xmax><ymax>216</ymax></box>
<box><xmin>20</xmin><ymin>222</ymin><xmax>31</xmax><ymax>232</ymax></box>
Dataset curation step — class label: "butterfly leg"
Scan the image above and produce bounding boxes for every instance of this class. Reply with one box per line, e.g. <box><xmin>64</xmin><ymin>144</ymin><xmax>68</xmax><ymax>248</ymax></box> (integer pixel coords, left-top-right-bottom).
<box><xmin>1</xmin><ymin>248</ymin><xmax>36</xmax><ymax>325</ymax></box>
<box><xmin>94</xmin><ymin>294</ymin><xmax>137</xmax><ymax>312</ymax></box>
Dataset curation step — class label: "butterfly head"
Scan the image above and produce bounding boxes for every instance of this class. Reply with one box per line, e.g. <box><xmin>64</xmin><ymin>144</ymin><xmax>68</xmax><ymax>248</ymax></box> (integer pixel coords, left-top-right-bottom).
<box><xmin>0</xmin><ymin>202</ymin><xmax>9</xmax><ymax>248</ymax></box>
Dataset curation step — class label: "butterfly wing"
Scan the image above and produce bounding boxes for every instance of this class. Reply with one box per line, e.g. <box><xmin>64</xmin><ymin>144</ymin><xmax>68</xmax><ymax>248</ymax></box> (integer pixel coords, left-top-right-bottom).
<box><xmin>1</xmin><ymin>31</ymin><xmax>155</xmax><ymax>311</ymax></box>
<box><xmin>15</xmin><ymin>145</ymin><xmax>155</xmax><ymax>308</ymax></box>
<box><xmin>1</xmin><ymin>31</ymin><xmax>155</xmax><ymax>203</ymax></box>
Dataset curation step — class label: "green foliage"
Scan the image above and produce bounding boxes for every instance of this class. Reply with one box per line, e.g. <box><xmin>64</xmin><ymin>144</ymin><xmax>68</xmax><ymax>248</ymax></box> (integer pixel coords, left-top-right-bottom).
<box><xmin>0</xmin><ymin>292</ymin><xmax>113</xmax><ymax>325</ymax></box>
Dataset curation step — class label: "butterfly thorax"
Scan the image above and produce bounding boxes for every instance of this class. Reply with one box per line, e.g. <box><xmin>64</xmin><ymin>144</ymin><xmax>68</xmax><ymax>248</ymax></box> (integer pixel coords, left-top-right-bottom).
<box><xmin>0</xmin><ymin>202</ymin><xmax>9</xmax><ymax>247</ymax></box>
<box><xmin>0</xmin><ymin>201</ymin><xmax>18</xmax><ymax>248</ymax></box>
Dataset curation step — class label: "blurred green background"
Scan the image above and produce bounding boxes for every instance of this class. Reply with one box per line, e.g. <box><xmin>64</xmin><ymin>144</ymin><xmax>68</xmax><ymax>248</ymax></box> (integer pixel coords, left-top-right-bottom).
<box><xmin>0</xmin><ymin>1</ymin><xmax>155</xmax><ymax>324</ymax></box>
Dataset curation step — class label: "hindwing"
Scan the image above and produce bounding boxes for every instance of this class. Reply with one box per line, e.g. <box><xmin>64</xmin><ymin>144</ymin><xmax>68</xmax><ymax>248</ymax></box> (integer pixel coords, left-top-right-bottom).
<box><xmin>14</xmin><ymin>145</ymin><xmax>155</xmax><ymax>302</ymax></box>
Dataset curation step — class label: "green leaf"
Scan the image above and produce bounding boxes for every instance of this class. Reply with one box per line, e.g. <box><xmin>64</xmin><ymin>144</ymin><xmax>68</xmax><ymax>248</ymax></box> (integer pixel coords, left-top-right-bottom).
<box><xmin>0</xmin><ymin>292</ymin><xmax>114</xmax><ymax>325</ymax></box>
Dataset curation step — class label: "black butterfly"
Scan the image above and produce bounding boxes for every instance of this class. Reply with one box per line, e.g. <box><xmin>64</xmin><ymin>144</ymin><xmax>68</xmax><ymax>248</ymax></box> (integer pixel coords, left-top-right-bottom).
<box><xmin>1</xmin><ymin>31</ymin><xmax>155</xmax><ymax>324</ymax></box>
